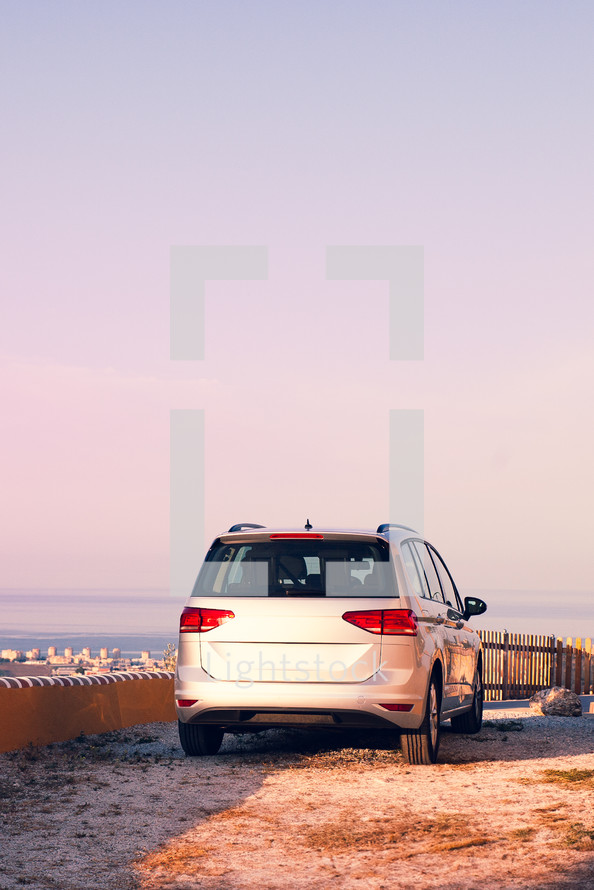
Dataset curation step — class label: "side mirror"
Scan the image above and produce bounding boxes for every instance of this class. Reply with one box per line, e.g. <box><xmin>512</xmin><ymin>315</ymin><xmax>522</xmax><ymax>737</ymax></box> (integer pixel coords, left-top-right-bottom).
<box><xmin>462</xmin><ymin>596</ymin><xmax>487</xmax><ymax>621</ymax></box>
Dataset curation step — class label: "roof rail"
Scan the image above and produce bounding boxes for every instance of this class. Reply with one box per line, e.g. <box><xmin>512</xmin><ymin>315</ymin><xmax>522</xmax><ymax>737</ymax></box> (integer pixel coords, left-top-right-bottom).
<box><xmin>376</xmin><ymin>523</ymin><xmax>418</xmax><ymax>535</ymax></box>
<box><xmin>227</xmin><ymin>523</ymin><xmax>266</xmax><ymax>533</ymax></box>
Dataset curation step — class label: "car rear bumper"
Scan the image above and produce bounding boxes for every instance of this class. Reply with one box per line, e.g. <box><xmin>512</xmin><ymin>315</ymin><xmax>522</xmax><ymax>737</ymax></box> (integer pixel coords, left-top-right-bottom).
<box><xmin>175</xmin><ymin>673</ymin><xmax>426</xmax><ymax>730</ymax></box>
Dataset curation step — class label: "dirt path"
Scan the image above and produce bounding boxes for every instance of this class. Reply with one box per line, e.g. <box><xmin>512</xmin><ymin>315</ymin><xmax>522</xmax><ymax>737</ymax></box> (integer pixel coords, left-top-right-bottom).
<box><xmin>1</xmin><ymin>712</ymin><xmax>593</xmax><ymax>889</ymax></box>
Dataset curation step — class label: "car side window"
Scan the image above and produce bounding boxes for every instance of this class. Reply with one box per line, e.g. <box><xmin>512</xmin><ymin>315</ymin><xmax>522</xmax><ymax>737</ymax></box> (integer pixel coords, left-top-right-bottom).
<box><xmin>400</xmin><ymin>542</ymin><xmax>429</xmax><ymax>598</ymax></box>
<box><xmin>412</xmin><ymin>542</ymin><xmax>446</xmax><ymax>604</ymax></box>
<box><xmin>429</xmin><ymin>546</ymin><xmax>464</xmax><ymax>613</ymax></box>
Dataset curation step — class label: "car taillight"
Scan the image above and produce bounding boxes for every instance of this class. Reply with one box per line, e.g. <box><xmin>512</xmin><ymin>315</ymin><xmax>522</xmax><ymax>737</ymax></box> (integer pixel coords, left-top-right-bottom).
<box><xmin>269</xmin><ymin>533</ymin><xmax>324</xmax><ymax>539</ymax></box>
<box><xmin>177</xmin><ymin>699</ymin><xmax>198</xmax><ymax>707</ymax></box>
<box><xmin>342</xmin><ymin>609</ymin><xmax>418</xmax><ymax>636</ymax></box>
<box><xmin>179</xmin><ymin>607</ymin><xmax>235</xmax><ymax>633</ymax></box>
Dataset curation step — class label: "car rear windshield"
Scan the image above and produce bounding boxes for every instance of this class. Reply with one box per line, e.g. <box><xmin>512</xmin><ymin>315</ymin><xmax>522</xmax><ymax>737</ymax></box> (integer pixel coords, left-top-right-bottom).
<box><xmin>192</xmin><ymin>539</ymin><xmax>397</xmax><ymax>598</ymax></box>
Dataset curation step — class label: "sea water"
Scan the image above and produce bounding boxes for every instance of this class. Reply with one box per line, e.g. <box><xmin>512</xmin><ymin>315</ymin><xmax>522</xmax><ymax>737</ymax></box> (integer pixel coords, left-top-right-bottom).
<box><xmin>466</xmin><ymin>588</ymin><xmax>593</xmax><ymax>640</ymax></box>
<box><xmin>0</xmin><ymin>588</ymin><xmax>183</xmax><ymax>657</ymax></box>
<box><xmin>1</xmin><ymin>586</ymin><xmax>593</xmax><ymax>656</ymax></box>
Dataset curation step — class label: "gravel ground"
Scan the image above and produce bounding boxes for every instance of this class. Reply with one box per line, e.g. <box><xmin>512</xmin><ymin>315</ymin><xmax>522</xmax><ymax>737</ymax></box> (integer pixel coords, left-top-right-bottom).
<box><xmin>1</xmin><ymin>712</ymin><xmax>594</xmax><ymax>890</ymax></box>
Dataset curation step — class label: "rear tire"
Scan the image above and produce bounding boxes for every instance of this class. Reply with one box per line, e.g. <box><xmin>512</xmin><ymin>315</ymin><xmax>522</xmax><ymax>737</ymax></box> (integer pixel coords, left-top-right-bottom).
<box><xmin>450</xmin><ymin>669</ymin><xmax>483</xmax><ymax>734</ymax></box>
<box><xmin>178</xmin><ymin>720</ymin><xmax>224</xmax><ymax>756</ymax></box>
<box><xmin>400</xmin><ymin>674</ymin><xmax>441</xmax><ymax>764</ymax></box>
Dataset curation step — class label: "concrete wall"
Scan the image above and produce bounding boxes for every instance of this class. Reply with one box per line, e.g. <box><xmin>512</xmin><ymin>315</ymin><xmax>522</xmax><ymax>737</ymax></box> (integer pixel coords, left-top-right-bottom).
<box><xmin>0</xmin><ymin>671</ymin><xmax>176</xmax><ymax>753</ymax></box>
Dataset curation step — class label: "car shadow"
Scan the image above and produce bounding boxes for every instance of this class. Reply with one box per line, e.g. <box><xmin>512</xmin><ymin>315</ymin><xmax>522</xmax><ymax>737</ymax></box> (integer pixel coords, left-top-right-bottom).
<box><xmin>528</xmin><ymin>860</ymin><xmax>594</xmax><ymax>888</ymax></box>
<box><xmin>181</xmin><ymin>713</ymin><xmax>594</xmax><ymax>767</ymax></box>
<box><xmin>212</xmin><ymin>715</ymin><xmax>594</xmax><ymax>766</ymax></box>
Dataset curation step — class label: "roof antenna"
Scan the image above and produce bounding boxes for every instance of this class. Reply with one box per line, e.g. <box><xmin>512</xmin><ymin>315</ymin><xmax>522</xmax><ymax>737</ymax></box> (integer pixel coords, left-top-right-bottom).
<box><xmin>304</xmin><ymin>518</ymin><xmax>313</xmax><ymax>530</ymax></box>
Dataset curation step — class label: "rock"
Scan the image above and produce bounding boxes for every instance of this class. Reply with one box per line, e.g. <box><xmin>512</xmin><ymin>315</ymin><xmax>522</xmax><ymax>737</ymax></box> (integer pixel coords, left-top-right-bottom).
<box><xmin>529</xmin><ymin>686</ymin><xmax>582</xmax><ymax>717</ymax></box>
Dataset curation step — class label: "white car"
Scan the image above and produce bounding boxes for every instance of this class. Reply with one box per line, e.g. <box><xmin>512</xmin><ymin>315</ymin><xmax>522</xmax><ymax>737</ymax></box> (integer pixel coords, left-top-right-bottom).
<box><xmin>175</xmin><ymin>522</ymin><xmax>487</xmax><ymax>764</ymax></box>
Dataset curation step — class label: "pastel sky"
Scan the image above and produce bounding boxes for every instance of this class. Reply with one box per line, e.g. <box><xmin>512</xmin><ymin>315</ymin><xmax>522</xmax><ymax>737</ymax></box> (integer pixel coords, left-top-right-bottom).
<box><xmin>1</xmin><ymin>2</ymin><xmax>593</xmax><ymax>602</ymax></box>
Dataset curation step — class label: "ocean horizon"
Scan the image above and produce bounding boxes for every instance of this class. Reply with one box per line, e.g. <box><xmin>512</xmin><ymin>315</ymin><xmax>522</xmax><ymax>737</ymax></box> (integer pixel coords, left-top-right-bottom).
<box><xmin>1</xmin><ymin>587</ymin><xmax>593</xmax><ymax>656</ymax></box>
<box><xmin>1</xmin><ymin>588</ymin><xmax>182</xmax><ymax>657</ymax></box>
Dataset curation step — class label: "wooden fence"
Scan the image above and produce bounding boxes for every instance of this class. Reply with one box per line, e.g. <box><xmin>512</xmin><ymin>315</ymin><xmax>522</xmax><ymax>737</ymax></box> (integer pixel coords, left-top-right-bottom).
<box><xmin>478</xmin><ymin>631</ymin><xmax>593</xmax><ymax>701</ymax></box>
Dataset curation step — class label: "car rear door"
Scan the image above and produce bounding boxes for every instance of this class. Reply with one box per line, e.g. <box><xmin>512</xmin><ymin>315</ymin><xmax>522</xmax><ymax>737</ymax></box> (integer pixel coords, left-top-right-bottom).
<box><xmin>192</xmin><ymin>533</ymin><xmax>397</xmax><ymax>685</ymax></box>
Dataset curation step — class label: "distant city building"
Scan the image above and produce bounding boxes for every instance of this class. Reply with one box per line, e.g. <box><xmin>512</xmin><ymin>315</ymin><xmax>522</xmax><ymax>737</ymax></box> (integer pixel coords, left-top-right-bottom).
<box><xmin>26</xmin><ymin>648</ymin><xmax>41</xmax><ymax>660</ymax></box>
<box><xmin>100</xmin><ymin>647</ymin><xmax>108</xmax><ymax>660</ymax></box>
<box><xmin>2</xmin><ymin>649</ymin><xmax>24</xmax><ymax>661</ymax></box>
<box><xmin>82</xmin><ymin>647</ymin><xmax>91</xmax><ymax>658</ymax></box>
<box><xmin>141</xmin><ymin>650</ymin><xmax>150</xmax><ymax>661</ymax></box>
<box><xmin>47</xmin><ymin>646</ymin><xmax>57</xmax><ymax>657</ymax></box>
<box><xmin>112</xmin><ymin>648</ymin><xmax>121</xmax><ymax>659</ymax></box>
<box><xmin>48</xmin><ymin>655</ymin><xmax>72</xmax><ymax>665</ymax></box>
<box><xmin>64</xmin><ymin>647</ymin><xmax>73</xmax><ymax>658</ymax></box>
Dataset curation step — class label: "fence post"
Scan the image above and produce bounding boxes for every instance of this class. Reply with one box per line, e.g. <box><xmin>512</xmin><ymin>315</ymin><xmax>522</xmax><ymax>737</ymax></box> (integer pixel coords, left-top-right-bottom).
<box><xmin>502</xmin><ymin>632</ymin><xmax>509</xmax><ymax>700</ymax></box>
<box><xmin>585</xmin><ymin>639</ymin><xmax>592</xmax><ymax>696</ymax></box>
<box><xmin>548</xmin><ymin>636</ymin><xmax>555</xmax><ymax>687</ymax></box>
<box><xmin>565</xmin><ymin>638</ymin><xmax>573</xmax><ymax>690</ymax></box>
<box><xmin>556</xmin><ymin>638</ymin><xmax>563</xmax><ymax>686</ymax></box>
<box><xmin>575</xmin><ymin>638</ymin><xmax>582</xmax><ymax>695</ymax></box>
